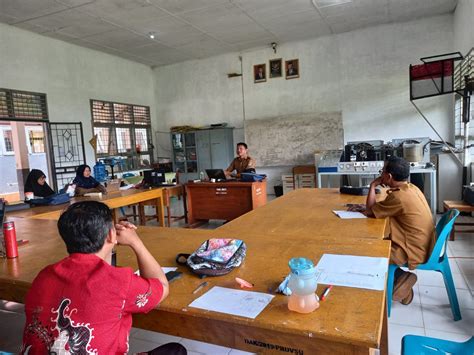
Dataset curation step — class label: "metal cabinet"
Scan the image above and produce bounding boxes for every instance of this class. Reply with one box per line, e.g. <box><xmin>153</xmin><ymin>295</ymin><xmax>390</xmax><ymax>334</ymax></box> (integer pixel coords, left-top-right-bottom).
<box><xmin>172</xmin><ymin>128</ymin><xmax>234</xmax><ymax>182</ymax></box>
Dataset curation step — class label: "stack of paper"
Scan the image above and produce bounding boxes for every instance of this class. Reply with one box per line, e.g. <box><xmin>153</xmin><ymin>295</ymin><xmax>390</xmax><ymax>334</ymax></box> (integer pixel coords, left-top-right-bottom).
<box><xmin>333</xmin><ymin>210</ymin><xmax>367</xmax><ymax>219</ymax></box>
<box><xmin>316</xmin><ymin>254</ymin><xmax>388</xmax><ymax>291</ymax></box>
<box><xmin>189</xmin><ymin>286</ymin><xmax>274</xmax><ymax>319</ymax></box>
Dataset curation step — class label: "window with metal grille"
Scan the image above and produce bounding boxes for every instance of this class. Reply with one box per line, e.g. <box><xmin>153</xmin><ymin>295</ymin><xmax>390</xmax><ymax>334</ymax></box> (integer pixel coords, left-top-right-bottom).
<box><xmin>27</xmin><ymin>127</ymin><xmax>46</xmax><ymax>153</ymax></box>
<box><xmin>0</xmin><ymin>88</ymin><xmax>48</xmax><ymax>121</ymax></box>
<box><xmin>91</xmin><ymin>99</ymin><xmax>153</xmax><ymax>171</ymax></box>
<box><xmin>454</xmin><ymin>94</ymin><xmax>474</xmax><ymax>155</ymax></box>
<box><xmin>2</xmin><ymin>128</ymin><xmax>14</xmax><ymax>154</ymax></box>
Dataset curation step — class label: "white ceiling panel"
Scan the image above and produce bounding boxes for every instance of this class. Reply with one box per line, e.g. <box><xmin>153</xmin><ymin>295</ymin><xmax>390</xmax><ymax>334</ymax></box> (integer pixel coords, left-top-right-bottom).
<box><xmin>388</xmin><ymin>0</ymin><xmax>456</xmax><ymax>22</ymax></box>
<box><xmin>232</xmin><ymin>0</ymin><xmax>317</xmax><ymax>19</ymax></box>
<box><xmin>130</xmin><ymin>16</ymin><xmax>203</xmax><ymax>46</ymax></box>
<box><xmin>273</xmin><ymin>21</ymin><xmax>333</xmax><ymax>42</ymax></box>
<box><xmin>176</xmin><ymin>35</ymin><xmax>230</xmax><ymax>58</ymax></box>
<box><xmin>208</xmin><ymin>22</ymin><xmax>275</xmax><ymax>44</ymax></box>
<box><xmin>14</xmin><ymin>8</ymin><xmax>117</xmax><ymax>38</ymax></box>
<box><xmin>81</xmin><ymin>29</ymin><xmax>153</xmax><ymax>48</ymax></box>
<box><xmin>0</xmin><ymin>0</ymin><xmax>68</xmax><ymax>22</ymax></box>
<box><xmin>179</xmin><ymin>3</ymin><xmax>257</xmax><ymax>31</ymax></box>
<box><xmin>144</xmin><ymin>47</ymin><xmax>193</xmax><ymax>65</ymax></box>
<box><xmin>13</xmin><ymin>21</ymin><xmax>51</xmax><ymax>34</ymax></box>
<box><xmin>149</xmin><ymin>0</ymin><xmax>229</xmax><ymax>14</ymax></box>
<box><xmin>0</xmin><ymin>0</ymin><xmax>458</xmax><ymax>67</ymax></box>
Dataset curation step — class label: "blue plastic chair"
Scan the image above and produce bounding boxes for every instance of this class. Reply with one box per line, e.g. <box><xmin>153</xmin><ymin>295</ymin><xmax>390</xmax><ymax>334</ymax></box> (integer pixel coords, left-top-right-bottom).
<box><xmin>387</xmin><ymin>209</ymin><xmax>461</xmax><ymax>320</ymax></box>
<box><xmin>402</xmin><ymin>335</ymin><xmax>474</xmax><ymax>354</ymax></box>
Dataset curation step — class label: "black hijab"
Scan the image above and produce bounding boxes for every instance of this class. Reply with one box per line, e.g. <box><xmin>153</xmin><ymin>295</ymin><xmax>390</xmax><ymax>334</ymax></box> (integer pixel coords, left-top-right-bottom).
<box><xmin>73</xmin><ymin>164</ymin><xmax>100</xmax><ymax>189</ymax></box>
<box><xmin>24</xmin><ymin>169</ymin><xmax>55</xmax><ymax>198</ymax></box>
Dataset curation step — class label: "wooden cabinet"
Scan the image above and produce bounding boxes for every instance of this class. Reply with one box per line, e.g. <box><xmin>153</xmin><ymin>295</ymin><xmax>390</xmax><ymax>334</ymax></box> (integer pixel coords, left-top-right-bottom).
<box><xmin>186</xmin><ymin>180</ymin><xmax>267</xmax><ymax>224</ymax></box>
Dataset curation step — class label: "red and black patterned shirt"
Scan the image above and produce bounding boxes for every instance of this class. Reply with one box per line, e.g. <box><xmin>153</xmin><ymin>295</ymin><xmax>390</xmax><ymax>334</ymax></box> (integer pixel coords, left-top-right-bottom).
<box><xmin>22</xmin><ymin>253</ymin><xmax>163</xmax><ymax>354</ymax></box>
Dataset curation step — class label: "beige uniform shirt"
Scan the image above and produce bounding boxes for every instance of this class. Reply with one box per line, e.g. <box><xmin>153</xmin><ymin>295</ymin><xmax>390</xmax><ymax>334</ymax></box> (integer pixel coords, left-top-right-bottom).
<box><xmin>372</xmin><ymin>182</ymin><xmax>435</xmax><ymax>269</ymax></box>
<box><xmin>226</xmin><ymin>156</ymin><xmax>256</xmax><ymax>175</ymax></box>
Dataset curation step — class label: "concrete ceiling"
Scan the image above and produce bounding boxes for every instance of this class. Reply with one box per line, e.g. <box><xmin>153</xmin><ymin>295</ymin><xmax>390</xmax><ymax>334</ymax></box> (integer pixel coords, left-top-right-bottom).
<box><xmin>0</xmin><ymin>0</ymin><xmax>457</xmax><ymax>67</ymax></box>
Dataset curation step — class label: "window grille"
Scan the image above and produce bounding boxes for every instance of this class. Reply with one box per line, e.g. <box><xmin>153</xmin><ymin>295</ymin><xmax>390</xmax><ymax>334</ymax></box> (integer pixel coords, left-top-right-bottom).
<box><xmin>91</xmin><ymin>99</ymin><xmax>153</xmax><ymax>171</ymax></box>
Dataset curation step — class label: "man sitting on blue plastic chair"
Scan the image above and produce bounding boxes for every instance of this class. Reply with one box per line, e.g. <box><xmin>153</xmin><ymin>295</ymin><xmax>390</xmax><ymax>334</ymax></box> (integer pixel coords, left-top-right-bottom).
<box><xmin>350</xmin><ymin>156</ymin><xmax>436</xmax><ymax>305</ymax></box>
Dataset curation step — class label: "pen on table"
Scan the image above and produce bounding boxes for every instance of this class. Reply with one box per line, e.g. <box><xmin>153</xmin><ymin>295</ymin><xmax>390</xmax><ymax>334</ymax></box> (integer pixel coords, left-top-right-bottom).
<box><xmin>320</xmin><ymin>285</ymin><xmax>333</xmax><ymax>301</ymax></box>
<box><xmin>192</xmin><ymin>281</ymin><xmax>208</xmax><ymax>294</ymax></box>
<box><xmin>17</xmin><ymin>239</ymin><xmax>29</xmax><ymax>246</ymax></box>
<box><xmin>347</xmin><ymin>271</ymin><xmax>377</xmax><ymax>277</ymax></box>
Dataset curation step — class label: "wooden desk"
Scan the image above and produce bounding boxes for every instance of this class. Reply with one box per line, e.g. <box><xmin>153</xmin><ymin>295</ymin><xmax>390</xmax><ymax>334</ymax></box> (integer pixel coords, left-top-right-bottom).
<box><xmin>186</xmin><ymin>180</ymin><xmax>267</xmax><ymax>225</ymax></box>
<box><xmin>443</xmin><ymin>200</ymin><xmax>474</xmax><ymax>240</ymax></box>
<box><xmin>0</xmin><ymin>219</ymin><xmax>389</xmax><ymax>354</ymax></box>
<box><xmin>5</xmin><ymin>188</ymin><xmax>165</xmax><ymax>226</ymax></box>
<box><xmin>219</xmin><ymin>188</ymin><xmax>387</xmax><ymax>239</ymax></box>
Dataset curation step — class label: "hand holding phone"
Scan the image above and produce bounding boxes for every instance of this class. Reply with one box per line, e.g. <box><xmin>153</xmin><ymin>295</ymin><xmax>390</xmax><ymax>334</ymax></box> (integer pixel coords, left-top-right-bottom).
<box><xmin>166</xmin><ymin>271</ymin><xmax>183</xmax><ymax>283</ymax></box>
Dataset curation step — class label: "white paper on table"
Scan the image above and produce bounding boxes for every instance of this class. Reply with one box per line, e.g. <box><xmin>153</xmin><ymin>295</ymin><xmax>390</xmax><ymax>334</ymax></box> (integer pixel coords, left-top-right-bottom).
<box><xmin>119</xmin><ymin>184</ymin><xmax>134</xmax><ymax>190</ymax></box>
<box><xmin>315</xmin><ymin>254</ymin><xmax>388</xmax><ymax>291</ymax></box>
<box><xmin>189</xmin><ymin>286</ymin><xmax>274</xmax><ymax>319</ymax></box>
<box><xmin>333</xmin><ymin>210</ymin><xmax>367</xmax><ymax>219</ymax></box>
<box><xmin>135</xmin><ymin>267</ymin><xmax>177</xmax><ymax>276</ymax></box>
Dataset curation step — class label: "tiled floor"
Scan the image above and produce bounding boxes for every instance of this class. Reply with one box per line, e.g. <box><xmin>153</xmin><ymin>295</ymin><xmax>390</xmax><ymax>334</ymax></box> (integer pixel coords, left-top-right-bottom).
<box><xmin>1</xmin><ymin>199</ymin><xmax>472</xmax><ymax>354</ymax></box>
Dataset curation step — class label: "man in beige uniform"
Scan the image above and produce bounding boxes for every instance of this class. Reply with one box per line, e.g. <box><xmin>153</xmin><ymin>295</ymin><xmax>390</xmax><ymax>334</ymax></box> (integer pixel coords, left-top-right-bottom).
<box><xmin>363</xmin><ymin>156</ymin><xmax>435</xmax><ymax>305</ymax></box>
<box><xmin>225</xmin><ymin>142</ymin><xmax>256</xmax><ymax>178</ymax></box>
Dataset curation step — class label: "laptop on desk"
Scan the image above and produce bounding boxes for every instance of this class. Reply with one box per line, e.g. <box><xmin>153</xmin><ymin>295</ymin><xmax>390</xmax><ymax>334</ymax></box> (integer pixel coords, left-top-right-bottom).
<box><xmin>205</xmin><ymin>169</ymin><xmax>228</xmax><ymax>181</ymax></box>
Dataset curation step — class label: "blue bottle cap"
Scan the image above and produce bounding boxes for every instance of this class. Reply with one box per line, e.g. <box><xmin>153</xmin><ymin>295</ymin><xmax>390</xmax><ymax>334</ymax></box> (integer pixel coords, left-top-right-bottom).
<box><xmin>289</xmin><ymin>257</ymin><xmax>315</xmax><ymax>275</ymax></box>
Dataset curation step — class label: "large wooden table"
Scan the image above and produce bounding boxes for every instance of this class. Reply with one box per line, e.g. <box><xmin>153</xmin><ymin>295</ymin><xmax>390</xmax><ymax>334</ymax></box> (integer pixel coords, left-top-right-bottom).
<box><xmin>186</xmin><ymin>180</ymin><xmax>267</xmax><ymax>225</ymax></box>
<box><xmin>0</xmin><ymin>218</ymin><xmax>389</xmax><ymax>354</ymax></box>
<box><xmin>5</xmin><ymin>188</ymin><xmax>165</xmax><ymax>226</ymax></box>
<box><xmin>0</xmin><ymin>189</ymin><xmax>390</xmax><ymax>354</ymax></box>
<box><xmin>219</xmin><ymin>188</ymin><xmax>388</xmax><ymax>239</ymax></box>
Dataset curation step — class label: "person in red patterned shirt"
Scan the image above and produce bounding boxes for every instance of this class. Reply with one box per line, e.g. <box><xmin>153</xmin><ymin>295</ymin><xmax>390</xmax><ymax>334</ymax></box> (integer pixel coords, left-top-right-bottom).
<box><xmin>21</xmin><ymin>201</ymin><xmax>186</xmax><ymax>354</ymax></box>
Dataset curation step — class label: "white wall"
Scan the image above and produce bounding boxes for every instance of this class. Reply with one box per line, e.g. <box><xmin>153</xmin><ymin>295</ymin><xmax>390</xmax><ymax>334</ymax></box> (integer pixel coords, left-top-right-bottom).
<box><xmin>0</xmin><ymin>22</ymin><xmax>155</xmax><ymax>168</ymax></box>
<box><xmin>454</xmin><ymin>0</ymin><xmax>474</xmax><ymax>54</ymax></box>
<box><xmin>154</xmin><ymin>15</ymin><xmax>454</xmax><ymax>192</ymax></box>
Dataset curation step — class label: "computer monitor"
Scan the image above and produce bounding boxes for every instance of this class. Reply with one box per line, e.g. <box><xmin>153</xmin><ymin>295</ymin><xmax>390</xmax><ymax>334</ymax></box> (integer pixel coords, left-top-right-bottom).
<box><xmin>143</xmin><ymin>169</ymin><xmax>166</xmax><ymax>187</ymax></box>
<box><xmin>205</xmin><ymin>169</ymin><xmax>227</xmax><ymax>181</ymax></box>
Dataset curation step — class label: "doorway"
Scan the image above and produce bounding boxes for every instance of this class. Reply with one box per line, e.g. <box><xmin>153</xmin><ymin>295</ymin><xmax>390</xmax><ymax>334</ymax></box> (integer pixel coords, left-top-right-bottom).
<box><xmin>0</xmin><ymin>121</ymin><xmax>52</xmax><ymax>202</ymax></box>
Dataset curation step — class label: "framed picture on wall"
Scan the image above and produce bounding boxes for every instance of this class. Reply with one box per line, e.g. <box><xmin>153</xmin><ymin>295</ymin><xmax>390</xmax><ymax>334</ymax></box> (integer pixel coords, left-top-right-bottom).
<box><xmin>269</xmin><ymin>58</ymin><xmax>282</xmax><ymax>78</ymax></box>
<box><xmin>285</xmin><ymin>59</ymin><xmax>299</xmax><ymax>79</ymax></box>
<box><xmin>254</xmin><ymin>63</ymin><xmax>266</xmax><ymax>83</ymax></box>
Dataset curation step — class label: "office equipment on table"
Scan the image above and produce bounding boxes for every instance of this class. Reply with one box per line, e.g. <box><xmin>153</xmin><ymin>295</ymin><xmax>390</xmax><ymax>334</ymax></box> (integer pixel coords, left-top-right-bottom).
<box><xmin>333</xmin><ymin>211</ymin><xmax>367</xmax><ymax>219</ymax></box>
<box><xmin>205</xmin><ymin>169</ymin><xmax>227</xmax><ymax>181</ymax></box>
<box><xmin>143</xmin><ymin>169</ymin><xmax>166</xmax><ymax>187</ymax></box>
<box><xmin>386</xmin><ymin>209</ymin><xmax>461</xmax><ymax>320</ymax></box>
<box><xmin>318</xmin><ymin>165</ymin><xmax>437</xmax><ymax>217</ymax></box>
<box><xmin>344</xmin><ymin>140</ymin><xmax>385</xmax><ymax>162</ymax></box>
<box><xmin>186</xmin><ymin>180</ymin><xmax>267</xmax><ymax>225</ymax></box>
<box><xmin>189</xmin><ymin>286</ymin><xmax>274</xmax><ymax>319</ymax></box>
<box><xmin>315</xmin><ymin>254</ymin><xmax>388</xmax><ymax>291</ymax></box>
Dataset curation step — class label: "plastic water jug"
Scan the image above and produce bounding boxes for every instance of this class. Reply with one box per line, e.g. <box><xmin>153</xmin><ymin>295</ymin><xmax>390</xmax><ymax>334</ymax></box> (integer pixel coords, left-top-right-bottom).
<box><xmin>287</xmin><ymin>257</ymin><xmax>319</xmax><ymax>313</ymax></box>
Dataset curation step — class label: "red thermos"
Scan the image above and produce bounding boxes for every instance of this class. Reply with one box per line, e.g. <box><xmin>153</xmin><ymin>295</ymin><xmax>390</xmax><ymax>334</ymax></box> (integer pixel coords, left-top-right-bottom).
<box><xmin>3</xmin><ymin>221</ymin><xmax>18</xmax><ymax>258</ymax></box>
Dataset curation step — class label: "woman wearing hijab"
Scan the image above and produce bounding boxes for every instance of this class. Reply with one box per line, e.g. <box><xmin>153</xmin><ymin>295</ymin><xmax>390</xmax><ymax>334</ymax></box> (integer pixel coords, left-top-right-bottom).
<box><xmin>73</xmin><ymin>164</ymin><xmax>107</xmax><ymax>196</ymax></box>
<box><xmin>24</xmin><ymin>169</ymin><xmax>55</xmax><ymax>199</ymax></box>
